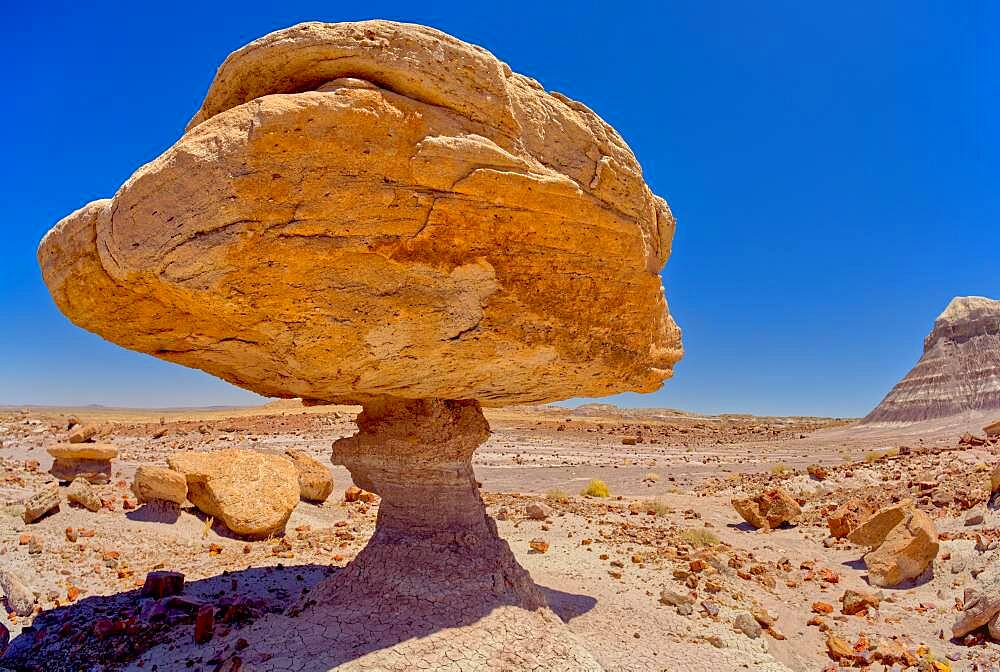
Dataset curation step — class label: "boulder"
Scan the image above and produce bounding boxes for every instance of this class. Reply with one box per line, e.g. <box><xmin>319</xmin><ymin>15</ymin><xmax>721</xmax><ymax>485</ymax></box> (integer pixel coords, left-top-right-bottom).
<box><xmin>284</xmin><ymin>449</ymin><xmax>334</xmax><ymax>503</ymax></box>
<box><xmin>34</xmin><ymin>21</ymin><xmax>677</xmax><ymax>670</ymax></box>
<box><xmin>953</xmin><ymin>550</ymin><xmax>1000</xmax><ymax>638</ymax></box>
<box><xmin>827</xmin><ymin>500</ymin><xmax>867</xmax><ymax>539</ymax></box>
<box><xmin>68</xmin><ymin>423</ymin><xmax>99</xmax><ymax>443</ymax></box>
<box><xmin>132</xmin><ymin>466</ymin><xmax>188</xmax><ymax>505</ymax></box>
<box><xmin>22</xmin><ymin>483</ymin><xmax>60</xmax><ymax>523</ymax></box>
<box><xmin>525</xmin><ymin>502</ymin><xmax>551</xmax><ymax>520</ymax></box>
<box><xmin>48</xmin><ymin>443</ymin><xmax>117</xmax><ymax>484</ymax></box>
<box><xmin>841</xmin><ymin>588</ymin><xmax>880</xmax><ymax>615</ymax></box>
<box><xmin>141</xmin><ymin>571</ymin><xmax>185</xmax><ymax>599</ymax></box>
<box><xmin>167</xmin><ymin>449</ymin><xmax>299</xmax><ymax>537</ymax></box>
<box><xmin>854</xmin><ymin>505</ymin><xmax>938</xmax><ymax>587</ymax></box>
<box><xmin>66</xmin><ymin>477</ymin><xmax>102</xmax><ymax>512</ymax></box>
<box><xmin>37</xmin><ymin>21</ymin><xmax>682</xmax><ymax>409</ymax></box>
<box><xmin>0</xmin><ymin>569</ymin><xmax>35</xmax><ymax>616</ymax></box>
<box><xmin>807</xmin><ymin>464</ymin><xmax>828</xmax><ymax>480</ymax></box>
<box><xmin>986</xmin><ymin>420</ymin><xmax>1000</xmax><ymax>437</ymax></box>
<box><xmin>732</xmin><ymin>488</ymin><xmax>801</xmax><ymax>530</ymax></box>
<box><xmin>847</xmin><ymin>500</ymin><xmax>913</xmax><ymax>547</ymax></box>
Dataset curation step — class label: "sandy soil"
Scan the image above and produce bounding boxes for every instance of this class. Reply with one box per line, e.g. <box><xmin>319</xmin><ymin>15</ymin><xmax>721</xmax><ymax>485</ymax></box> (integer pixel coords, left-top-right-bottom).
<box><xmin>0</xmin><ymin>402</ymin><xmax>998</xmax><ymax>671</ymax></box>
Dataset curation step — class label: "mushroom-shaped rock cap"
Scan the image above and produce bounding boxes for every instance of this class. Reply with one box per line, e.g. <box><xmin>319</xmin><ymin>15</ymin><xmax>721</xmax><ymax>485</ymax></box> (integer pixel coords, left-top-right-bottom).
<box><xmin>39</xmin><ymin>21</ymin><xmax>682</xmax><ymax>407</ymax></box>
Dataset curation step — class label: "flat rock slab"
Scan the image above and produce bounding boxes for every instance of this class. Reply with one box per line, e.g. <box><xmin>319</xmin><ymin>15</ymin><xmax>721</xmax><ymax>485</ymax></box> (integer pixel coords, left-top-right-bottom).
<box><xmin>47</xmin><ymin>443</ymin><xmax>118</xmax><ymax>460</ymax></box>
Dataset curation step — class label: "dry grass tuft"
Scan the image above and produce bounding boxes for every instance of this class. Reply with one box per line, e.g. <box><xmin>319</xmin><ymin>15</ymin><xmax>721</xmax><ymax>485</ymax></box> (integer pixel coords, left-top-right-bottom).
<box><xmin>641</xmin><ymin>498</ymin><xmax>671</xmax><ymax>516</ymax></box>
<box><xmin>545</xmin><ymin>489</ymin><xmax>570</xmax><ymax>504</ymax></box>
<box><xmin>678</xmin><ymin>527</ymin><xmax>720</xmax><ymax>548</ymax></box>
<box><xmin>581</xmin><ymin>479</ymin><xmax>610</xmax><ymax>498</ymax></box>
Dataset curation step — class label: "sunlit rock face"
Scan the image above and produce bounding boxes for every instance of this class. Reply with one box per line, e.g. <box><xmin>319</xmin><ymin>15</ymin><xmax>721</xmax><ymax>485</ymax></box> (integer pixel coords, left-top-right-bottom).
<box><xmin>38</xmin><ymin>20</ymin><xmax>682</xmax><ymax>408</ymax></box>
<box><xmin>864</xmin><ymin>296</ymin><xmax>1000</xmax><ymax>424</ymax></box>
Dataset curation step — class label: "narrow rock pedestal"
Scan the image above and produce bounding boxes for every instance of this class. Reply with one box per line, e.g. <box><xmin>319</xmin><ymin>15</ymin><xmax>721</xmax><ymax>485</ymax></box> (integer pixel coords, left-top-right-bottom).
<box><xmin>275</xmin><ymin>397</ymin><xmax>604</xmax><ymax>671</ymax></box>
<box><xmin>328</xmin><ymin>397</ymin><xmax>543</xmax><ymax>612</ymax></box>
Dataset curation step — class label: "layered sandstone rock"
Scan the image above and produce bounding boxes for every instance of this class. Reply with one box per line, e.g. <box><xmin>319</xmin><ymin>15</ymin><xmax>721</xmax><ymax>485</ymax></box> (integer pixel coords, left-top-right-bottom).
<box><xmin>167</xmin><ymin>449</ymin><xmax>299</xmax><ymax>537</ymax></box>
<box><xmin>37</xmin><ymin>20</ymin><xmax>680</xmax><ymax>408</ymax></box>
<box><xmin>318</xmin><ymin>398</ymin><xmax>602</xmax><ymax>670</ymax></box>
<box><xmin>864</xmin><ymin>296</ymin><xmax>1000</xmax><ymax>424</ymax></box>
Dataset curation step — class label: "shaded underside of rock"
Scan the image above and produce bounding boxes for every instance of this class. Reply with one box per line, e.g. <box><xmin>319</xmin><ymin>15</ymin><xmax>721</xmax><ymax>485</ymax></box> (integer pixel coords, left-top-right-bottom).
<box><xmin>50</xmin><ymin>458</ymin><xmax>112</xmax><ymax>484</ymax></box>
<box><xmin>863</xmin><ymin>296</ymin><xmax>1000</xmax><ymax>424</ymax></box>
<box><xmin>167</xmin><ymin>449</ymin><xmax>299</xmax><ymax>537</ymax></box>
<box><xmin>38</xmin><ymin>20</ymin><xmax>682</xmax><ymax>407</ymax></box>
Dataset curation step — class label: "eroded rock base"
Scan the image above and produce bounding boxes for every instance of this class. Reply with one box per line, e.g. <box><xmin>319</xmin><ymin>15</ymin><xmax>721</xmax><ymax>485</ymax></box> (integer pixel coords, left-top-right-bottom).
<box><xmin>264</xmin><ymin>397</ymin><xmax>603</xmax><ymax>671</ymax></box>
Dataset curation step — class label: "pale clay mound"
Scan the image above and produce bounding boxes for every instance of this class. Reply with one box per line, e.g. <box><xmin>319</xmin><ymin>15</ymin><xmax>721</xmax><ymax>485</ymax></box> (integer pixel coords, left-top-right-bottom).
<box><xmin>37</xmin><ymin>20</ymin><xmax>681</xmax><ymax>408</ymax></box>
<box><xmin>864</xmin><ymin>296</ymin><xmax>1000</xmax><ymax>424</ymax></box>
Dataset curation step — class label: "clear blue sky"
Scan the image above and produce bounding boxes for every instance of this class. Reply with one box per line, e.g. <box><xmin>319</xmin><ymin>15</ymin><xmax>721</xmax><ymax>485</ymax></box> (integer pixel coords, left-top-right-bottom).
<box><xmin>2</xmin><ymin>1</ymin><xmax>996</xmax><ymax>416</ymax></box>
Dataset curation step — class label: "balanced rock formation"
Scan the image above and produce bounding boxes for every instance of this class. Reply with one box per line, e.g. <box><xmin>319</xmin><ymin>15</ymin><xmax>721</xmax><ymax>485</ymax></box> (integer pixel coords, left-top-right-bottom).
<box><xmin>732</xmin><ymin>488</ymin><xmax>801</xmax><ymax>530</ymax></box>
<box><xmin>47</xmin><ymin>443</ymin><xmax>116</xmax><ymax>484</ymax></box>
<box><xmin>848</xmin><ymin>500</ymin><xmax>939</xmax><ymax>587</ymax></box>
<box><xmin>132</xmin><ymin>466</ymin><xmax>188</xmax><ymax>506</ymax></box>
<box><xmin>38</xmin><ymin>20</ymin><xmax>679</xmax><ymax>670</ymax></box>
<box><xmin>284</xmin><ymin>449</ymin><xmax>334</xmax><ymax>502</ymax></box>
<box><xmin>864</xmin><ymin>296</ymin><xmax>1000</xmax><ymax>424</ymax></box>
<box><xmin>167</xmin><ymin>449</ymin><xmax>299</xmax><ymax>537</ymax></box>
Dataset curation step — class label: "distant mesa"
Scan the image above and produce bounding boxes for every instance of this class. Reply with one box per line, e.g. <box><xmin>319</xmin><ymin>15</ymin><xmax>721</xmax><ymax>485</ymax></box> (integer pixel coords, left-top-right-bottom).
<box><xmin>863</xmin><ymin>296</ymin><xmax>1000</xmax><ymax>424</ymax></box>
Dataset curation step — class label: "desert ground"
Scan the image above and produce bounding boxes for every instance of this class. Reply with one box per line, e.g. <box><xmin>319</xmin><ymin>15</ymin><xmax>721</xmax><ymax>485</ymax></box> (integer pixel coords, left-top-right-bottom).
<box><xmin>2</xmin><ymin>401</ymin><xmax>999</xmax><ymax>671</ymax></box>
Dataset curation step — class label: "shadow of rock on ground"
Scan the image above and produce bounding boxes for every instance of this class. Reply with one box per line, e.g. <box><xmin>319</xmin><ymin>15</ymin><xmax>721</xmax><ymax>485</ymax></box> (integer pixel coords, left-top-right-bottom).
<box><xmin>125</xmin><ymin>501</ymin><xmax>182</xmax><ymax>524</ymax></box>
<box><xmin>0</xmin><ymin>564</ymin><xmax>598</xmax><ymax>672</ymax></box>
